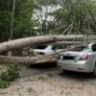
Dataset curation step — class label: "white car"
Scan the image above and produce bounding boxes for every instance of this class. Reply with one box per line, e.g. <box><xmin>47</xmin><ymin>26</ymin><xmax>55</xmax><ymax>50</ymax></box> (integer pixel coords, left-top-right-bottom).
<box><xmin>28</xmin><ymin>45</ymin><xmax>58</xmax><ymax>56</ymax></box>
<box><xmin>57</xmin><ymin>43</ymin><xmax>96</xmax><ymax>77</ymax></box>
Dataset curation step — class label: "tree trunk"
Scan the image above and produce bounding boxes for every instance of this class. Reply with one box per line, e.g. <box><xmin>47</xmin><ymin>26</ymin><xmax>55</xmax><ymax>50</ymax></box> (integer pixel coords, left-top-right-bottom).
<box><xmin>0</xmin><ymin>55</ymin><xmax>56</xmax><ymax>65</ymax></box>
<box><xmin>0</xmin><ymin>35</ymin><xmax>83</xmax><ymax>53</ymax></box>
<box><xmin>0</xmin><ymin>39</ymin><xmax>95</xmax><ymax>64</ymax></box>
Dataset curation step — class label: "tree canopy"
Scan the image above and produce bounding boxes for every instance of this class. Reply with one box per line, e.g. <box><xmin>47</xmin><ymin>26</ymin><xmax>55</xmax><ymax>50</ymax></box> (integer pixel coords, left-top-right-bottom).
<box><xmin>0</xmin><ymin>0</ymin><xmax>96</xmax><ymax>42</ymax></box>
<box><xmin>0</xmin><ymin>0</ymin><xmax>35</xmax><ymax>42</ymax></box>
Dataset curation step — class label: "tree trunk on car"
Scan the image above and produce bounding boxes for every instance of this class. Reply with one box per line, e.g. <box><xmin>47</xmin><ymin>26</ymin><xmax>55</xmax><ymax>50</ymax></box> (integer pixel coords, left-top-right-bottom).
<box><xmin>0</xmin><ymin>35</ymin><xmax>95</xmax><ymax>64</ymax></box>
<box><xmin>0</xmin><ymin>35</ymin><xmax>83</xmax><ymax>53</ymax></box>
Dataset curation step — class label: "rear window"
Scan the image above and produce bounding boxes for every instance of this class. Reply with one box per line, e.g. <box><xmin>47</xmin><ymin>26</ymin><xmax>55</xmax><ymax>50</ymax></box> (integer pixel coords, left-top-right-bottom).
<box><xmin>35</xmin><ymin>45</ymin><xmax>47</xmax><ymax>49</ymax></box>
<box><xmin>69</xmin><ymin>45</ymin><xmax>87</xmax><ymax>52</ymax></box>
<box><xmin>92</xmin><ymin>44</ymin><xmax>96</xmax><ymax>51</ymax></box>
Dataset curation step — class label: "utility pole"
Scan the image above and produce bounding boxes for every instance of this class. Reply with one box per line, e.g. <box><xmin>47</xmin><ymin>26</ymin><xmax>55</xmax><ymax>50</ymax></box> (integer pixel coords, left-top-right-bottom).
<box><xmin>10</xmin><ymin>0</ymin><xmax>16</xmax><ymax>40</ymax></box>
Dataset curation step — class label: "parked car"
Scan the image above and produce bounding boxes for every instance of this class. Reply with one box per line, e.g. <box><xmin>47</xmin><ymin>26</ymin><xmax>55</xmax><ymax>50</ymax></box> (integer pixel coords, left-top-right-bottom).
<box><xmin>28</xmin><ymin>44</ymin><xmax>59</xmax><ymax>56</ymax></box>
<box><xmin>57</xmin><ymin>43</ymin><xmax>96</xmax><ymax>77</ymax></box>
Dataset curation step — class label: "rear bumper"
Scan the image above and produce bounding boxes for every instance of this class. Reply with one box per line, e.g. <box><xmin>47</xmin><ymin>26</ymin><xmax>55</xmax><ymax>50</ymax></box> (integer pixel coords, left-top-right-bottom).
<box><xmin>57</xmin><ymin>60</ymin><xmax>92</xmax><ymax>72</ymax></box>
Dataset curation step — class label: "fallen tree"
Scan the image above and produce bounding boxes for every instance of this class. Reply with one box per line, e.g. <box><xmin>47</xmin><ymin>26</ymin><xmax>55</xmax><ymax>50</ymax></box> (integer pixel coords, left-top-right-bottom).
<box><xmin>0</xmin><ymin>35</ymin><xmax>95</xmax><ymax>64</ymax></box>
<box><xmin>0</xmin><ymin>41</ymin><xmax>89</xmax><ymax>64</ymax></box>
<box><xmin>0</xmin><ymin>55</ymin><xmax>57</xmax><ymax>65</ymax></box>
<box><xmin>0</xmin><ymin>35</ymin><xmax>85</xmax><ymax>53</ymax></box>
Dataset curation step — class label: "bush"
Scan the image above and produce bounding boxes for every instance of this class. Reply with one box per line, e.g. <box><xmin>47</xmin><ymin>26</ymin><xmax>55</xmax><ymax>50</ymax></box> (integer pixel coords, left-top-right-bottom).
<box><xmin>0</xmin><ymin>80</ymin><xmax>10</xmax><ymax>88</ymax></box>
<box><xmin>0</xmin><ymin>63</ymin><xmax>20</xmax><ymax>88</ymax></box>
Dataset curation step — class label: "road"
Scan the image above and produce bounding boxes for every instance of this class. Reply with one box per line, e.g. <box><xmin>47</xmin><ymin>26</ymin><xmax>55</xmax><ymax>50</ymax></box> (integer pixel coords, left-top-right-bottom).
<box><xmin>0</xmin><ymin>64</ymin><xmax>96</xmax><ymax>96</ymax></box>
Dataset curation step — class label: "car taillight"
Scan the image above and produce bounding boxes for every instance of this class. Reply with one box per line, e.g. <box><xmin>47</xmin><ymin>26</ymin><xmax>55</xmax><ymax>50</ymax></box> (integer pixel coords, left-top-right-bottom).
<box><xmin>37</xmin><ymin>52</ymin><xmax>45</xmax><ymax>55</ymax></box>
<box><xmin>79</xmin><ymin>54</ymin><xmax>89</xmax><ymax>60</ymax></box>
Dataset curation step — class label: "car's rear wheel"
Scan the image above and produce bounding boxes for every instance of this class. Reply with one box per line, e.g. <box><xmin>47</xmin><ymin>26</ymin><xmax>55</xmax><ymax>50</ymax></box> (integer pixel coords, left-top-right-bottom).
<box><xmin>92</xmin><ymin>63</ymin><xmax>96</xmax><ymax>78</ymax></box>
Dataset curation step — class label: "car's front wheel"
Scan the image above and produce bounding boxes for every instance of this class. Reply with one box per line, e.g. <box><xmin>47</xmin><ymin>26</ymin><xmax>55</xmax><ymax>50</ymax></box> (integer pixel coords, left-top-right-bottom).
<box><xmin>92</xmin><ymin>64</ymin><xmax>96</xmax><ymax>78</ymax></box>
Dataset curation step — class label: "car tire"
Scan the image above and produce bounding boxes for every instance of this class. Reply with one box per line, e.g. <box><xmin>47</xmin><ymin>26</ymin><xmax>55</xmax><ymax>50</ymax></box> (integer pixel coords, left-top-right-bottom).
<box><xmin>92</xmin><ymin>63</ymin><xmax>96</xmax><ymax>78</ymax></box>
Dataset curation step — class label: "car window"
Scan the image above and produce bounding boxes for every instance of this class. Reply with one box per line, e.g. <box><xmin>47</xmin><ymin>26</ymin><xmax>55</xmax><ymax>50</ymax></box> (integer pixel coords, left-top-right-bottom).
<box><xmin>69</xmin><ymin>45</ymin><xmax>87</xmax><ymax>52</ymax></box>
<box><xmin>35</xmin><ymin>45</ymin><xmax>47</xmax><ymax>49</ymax></box>
<box><xmin>92</xmin><ymin>44</ymin><xmax>96</xmax><ymax>52</ymax></box>
<box><xmin>52</xmin><ymin>46</ymin><xmax>57</xmax><ymax>50</ymax></box>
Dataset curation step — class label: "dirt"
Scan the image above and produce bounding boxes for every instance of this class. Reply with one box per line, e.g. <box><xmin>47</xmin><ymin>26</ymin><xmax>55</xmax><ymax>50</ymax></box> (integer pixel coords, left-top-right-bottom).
<box><xmin>0</xmin><ymin>64</ymin><xmax>96</xmax><ymax>96</ymax></box>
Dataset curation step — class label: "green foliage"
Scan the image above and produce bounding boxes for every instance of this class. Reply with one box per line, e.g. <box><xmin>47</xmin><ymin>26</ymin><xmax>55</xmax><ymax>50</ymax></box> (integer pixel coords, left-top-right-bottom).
<box><xmin>0</xmin><ymin>0</ymin><xmax>96</xmax><ymax>41</ymax></box>
<box><xmin>53</xmin><ymin>0</ymin><xmax>96</xmax><ymax>34</ymax></box>
<box><xmin>0</xmin><ymin>0</ymin><xmax>35</xmax><ymax>42</ymax></box>
<box><xmin>33</xmin><ymin>0</ymin><xmax>96</xmax><ymax>35</ymax></box>
<box><xmin>27</xmin><ymin>87</ymin><xmax>34</xmax><ymax>93</ymax></box>
<box><xmin>35</xmin><ymin>0</ymin><xmax>58</xmax><ymax>6</ymax></box>
<box><xmin>0</xmin><ymin>80</ymin><xmax>10</xmax><ymax>88</ymax></box>
<box><xmin>38</xmin><ymin>76</ymin><xmax>48</xmax><ymax>81</ymax></box>
<box><xmin>47</xmin><ymin>73</ymin><xmax>54</xmax><ymax>78</ymax></box>
<box><xmin>1</xmin><ymin>63</ymin><xmax>20</xmax><ymax>81</ymax></box>
<box><xmin>14</xmin><ymin>0</ymin><xmax>35</xmax><ymax>38</ymax></box>
<box><xmin>0</xmin><ymin>63</ymin><xmax>20</xmax><ymax>88</ymax></box>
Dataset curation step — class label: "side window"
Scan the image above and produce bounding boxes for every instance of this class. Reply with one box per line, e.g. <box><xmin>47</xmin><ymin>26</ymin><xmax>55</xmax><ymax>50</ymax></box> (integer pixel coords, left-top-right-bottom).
<box><xmin>35</xmin><ymin>45</ymin><xmax>47</xmax><ymax>49</ymax></box>
<box><xmin>52</xmin><ymin>46</ymin><xmax>57</xmax><ymax>50</ymax></box>
<box><xmin>92</xmin><ymin>44</ymin><xmax>96</xmax><ymax>51</ymax></box>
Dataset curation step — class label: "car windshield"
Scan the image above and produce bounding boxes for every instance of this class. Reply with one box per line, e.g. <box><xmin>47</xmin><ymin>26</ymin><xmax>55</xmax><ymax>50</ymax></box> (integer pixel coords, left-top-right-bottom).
<box><xmin>69</xmin><ymin>45</ymin><xmax>88</xmax><ymax>52</ymax></box>
<box><xmin>35</xmin><ymin>45</ymin><xmax>47</xmax><ymax>49</ymax></box>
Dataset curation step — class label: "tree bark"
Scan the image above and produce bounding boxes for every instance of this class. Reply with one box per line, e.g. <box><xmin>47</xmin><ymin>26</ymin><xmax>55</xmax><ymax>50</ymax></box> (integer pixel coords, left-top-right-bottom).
<box><xmin>0</xmin><ymin>35</ymin><xmax>83</xmax><ymax>53</ymax></box>
<box><xmin>0</xmin><ymin>55</ymin><xmax>56</xmax><ymax>65</ymax></box>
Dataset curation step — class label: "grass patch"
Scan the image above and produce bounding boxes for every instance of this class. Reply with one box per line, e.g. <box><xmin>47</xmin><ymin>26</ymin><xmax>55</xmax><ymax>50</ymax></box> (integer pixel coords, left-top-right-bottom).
<box><xmin>47</xmin><ymin>73</ymin><xmax>54</xmax><ymax>78</ymax></box>
<box><xmin>60</xmin><ymin>90</ymin><xmax>64</xmax><ymax>94</ymax></box>
<box><xmin>38</xmin><ymin>76</ymin><xmax>48</xmax><ymax>81</ymax></box>
<box><xmin>27</xmin><ymin>87</ymin><xmax>34</xmax><ymax>93</ymax></box>
<box><xmin>0</xmin><ymin>80</ymin><xmax>10</xmax><ymax>88</ymax></box>
<box><xmin>91</xmin><ymin>79</ymin><xmax>96</xmax><ymax>87</ymax></box>
<box><xmin>0</xmin><ymin>63</ymin><xmax>20</xmax><ymax>88</ymax></box>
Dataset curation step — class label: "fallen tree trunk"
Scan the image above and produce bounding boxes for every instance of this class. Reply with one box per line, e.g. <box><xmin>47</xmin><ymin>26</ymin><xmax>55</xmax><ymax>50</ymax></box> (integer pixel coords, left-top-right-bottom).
<box><xmin>0</xmin><ymin>55</ymin><xmax>57</xmax><ymax>65</ymax></box>
<box><xmin>0</xmin><ymin>42</ymin><xmax>92</xmax><ymax>64</ymax></box>
<box><xmin>0</xmin><ymin>35</ymin><xmax>84</xmax><ymax>53</ymax></box>
<box><xmin>0</xmin><ymin>35</ymin><xmax>95</xmax><ymax>65</ymax></box>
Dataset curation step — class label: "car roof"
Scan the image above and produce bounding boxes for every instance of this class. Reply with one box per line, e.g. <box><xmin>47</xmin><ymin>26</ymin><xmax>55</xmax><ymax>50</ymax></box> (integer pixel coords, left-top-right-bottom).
<box><xmin>88</xmin><ymin>42</ymin><xmax>95</xmax><ymax>47</ymax></box>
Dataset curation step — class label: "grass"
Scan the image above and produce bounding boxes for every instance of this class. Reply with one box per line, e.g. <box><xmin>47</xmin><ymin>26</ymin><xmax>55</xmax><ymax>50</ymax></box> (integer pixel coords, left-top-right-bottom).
<box><xmin>91</xmin><ymin>79</ymin><xmax>96</xmax><ymax>87</ymax></box>
<box><xmin>47</xmin><ymin>73</ymin><xmax>54</xmax><ymax>78</ymax></box>
<box><xmin>60</xmin><ymin>90</ymin><xmax>64</xmax><ymax>94</ymax></box>
<box><xmin>27</xmin><ymin>87</ymin><xmax>34</xmax><ymax>93</ymax></box>
<box><xmin>38</xmin><ymin>73</ymin><xmax>54</xmax><ymax>81</ymax></box>
<box><xmin>38</xmin><ymin>76</ymin><xmax>48</xmax><ymax>81</ymax></box>
<box><xmin>0</xmin><ymin>63</ymin><xmax>20</xmax><ymax>88</ymax></box>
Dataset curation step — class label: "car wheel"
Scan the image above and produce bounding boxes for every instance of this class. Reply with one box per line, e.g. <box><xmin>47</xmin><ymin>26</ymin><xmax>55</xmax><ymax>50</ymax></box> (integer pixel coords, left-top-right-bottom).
<box><xmin>92</xmin><ymin>64</ymin><xmax>96</xmax><ymax>78</ymax></box>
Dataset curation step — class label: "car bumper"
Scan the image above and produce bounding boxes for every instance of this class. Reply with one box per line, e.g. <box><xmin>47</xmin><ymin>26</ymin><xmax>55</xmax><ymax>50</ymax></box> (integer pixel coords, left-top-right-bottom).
<box><xmin>57</xmin><ymin>60</ymin><xmax>92</xmax><ymax>72</ymax></box>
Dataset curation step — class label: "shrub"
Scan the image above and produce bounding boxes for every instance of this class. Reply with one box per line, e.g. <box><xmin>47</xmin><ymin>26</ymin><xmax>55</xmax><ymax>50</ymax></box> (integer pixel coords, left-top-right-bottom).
<box><xmin>0</xmin><ymin>80</ymin><xmax>10</xmax><ymax>88</ymax></box>
<box><xmin>0</xmin><ymin>63</ymin><xmax>20</xmax><ymax>88</ymax></box>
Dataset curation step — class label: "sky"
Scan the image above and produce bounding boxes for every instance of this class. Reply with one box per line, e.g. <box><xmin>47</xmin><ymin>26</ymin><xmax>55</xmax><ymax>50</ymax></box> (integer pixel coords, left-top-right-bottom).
<box><xmin>32</xmin><ymin>5</ymin><xmax>61</xmax><ymax>23</ymax></box>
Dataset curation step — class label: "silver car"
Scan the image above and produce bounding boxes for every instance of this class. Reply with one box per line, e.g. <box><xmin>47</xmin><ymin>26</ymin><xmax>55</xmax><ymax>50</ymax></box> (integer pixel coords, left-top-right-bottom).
<box><xmin>57</xmin><ymin>43</ymin><xmax>96</xmax><ymax>77</ymax></box>
<box><xmin>28</xmin><ymin>44</ymin><xmax>61</xmax><ymax>56</ymax></box>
